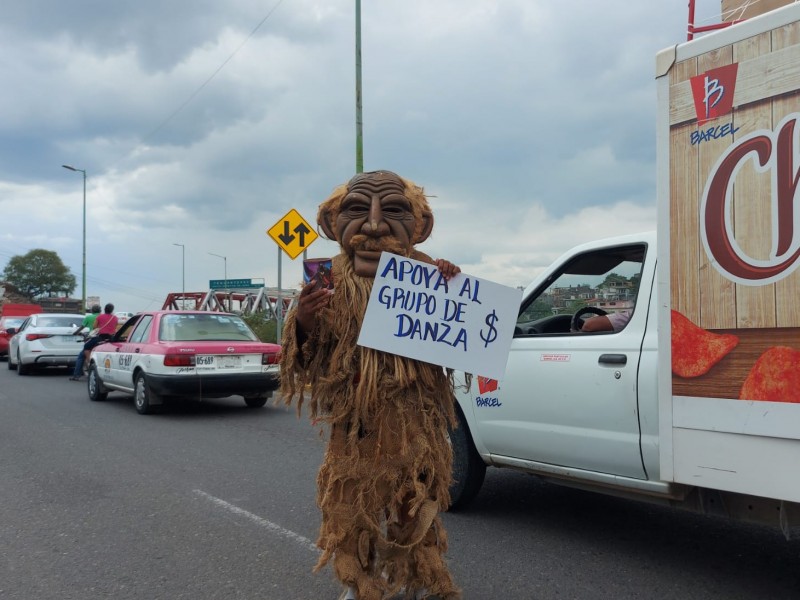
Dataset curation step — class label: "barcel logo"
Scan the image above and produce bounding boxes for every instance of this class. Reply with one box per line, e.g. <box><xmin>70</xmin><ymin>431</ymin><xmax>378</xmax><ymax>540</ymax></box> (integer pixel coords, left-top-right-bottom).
<box><xmin>475</xmin><ymin>376</ymin><xmax>501</xmax><ymax>407</ymax></box>
<box><xmin>689</xmin><ymin>63</ymin><xmax>740</xmax><ymax>145</ymax></box>
<box><xmin>690</xmin><ymin>63</ymin><xmax>738</xmax><ymax>125</ymax></box>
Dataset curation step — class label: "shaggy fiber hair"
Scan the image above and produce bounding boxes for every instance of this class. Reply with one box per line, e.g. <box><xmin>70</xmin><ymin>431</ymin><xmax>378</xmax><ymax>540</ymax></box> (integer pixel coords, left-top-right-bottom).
<box><xmin>280</xmin><ymin>176</ymin><xmax>461</xmax><ymax>600</ymax></box>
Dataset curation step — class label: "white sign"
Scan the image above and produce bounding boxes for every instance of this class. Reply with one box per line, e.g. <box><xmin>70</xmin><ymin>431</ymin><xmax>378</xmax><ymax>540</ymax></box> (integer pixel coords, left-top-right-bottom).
<box><xmin>358</xmin><ymin>253</ymin><xmax>523</xmax><ymax>380</ymax></box>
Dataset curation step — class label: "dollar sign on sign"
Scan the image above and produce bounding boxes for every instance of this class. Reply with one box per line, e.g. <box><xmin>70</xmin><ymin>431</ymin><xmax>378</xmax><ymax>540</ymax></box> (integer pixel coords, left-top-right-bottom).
<box><xmin>480</xmin><ymin>310</ymin><xmax>499</xmax><ymax>348</ymax></box>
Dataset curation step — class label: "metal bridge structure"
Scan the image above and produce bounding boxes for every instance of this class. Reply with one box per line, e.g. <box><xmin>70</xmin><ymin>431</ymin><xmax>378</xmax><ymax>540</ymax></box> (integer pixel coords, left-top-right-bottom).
<box><xmin>161</xmin><ymin>287</ymin><xmax>299</xmax><ymax>320</ymax></box>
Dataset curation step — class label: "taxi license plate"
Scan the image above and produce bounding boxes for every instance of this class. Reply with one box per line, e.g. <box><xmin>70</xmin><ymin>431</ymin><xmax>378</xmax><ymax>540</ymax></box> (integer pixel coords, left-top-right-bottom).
<box><xmin>197</xmin><ymin>355</ymin><xmax>241</xmax><ymax>369</ymax></box>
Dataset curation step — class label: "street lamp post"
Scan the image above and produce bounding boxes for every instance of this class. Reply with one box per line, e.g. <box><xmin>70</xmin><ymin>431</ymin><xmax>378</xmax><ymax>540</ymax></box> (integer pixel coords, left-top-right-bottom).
<box><xmin>62</xmin><ymin>164</ymin><xmax>87</xmax><ymax>311</ymax></box>
<box><xmin>208</xmin><ymin>252</ymin><xmax>227</xmax><ymax>310</ymax></box>
<box><xmin>173</xmin><ymin>243</ymin><xmax>185</xmax><ymax>310</ymax></box>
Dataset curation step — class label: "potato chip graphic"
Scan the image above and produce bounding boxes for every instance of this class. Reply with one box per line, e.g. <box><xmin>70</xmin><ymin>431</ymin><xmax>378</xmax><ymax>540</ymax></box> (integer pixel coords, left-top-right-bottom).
<box><xmin>740</xmin><ymin>346</ymin><xmax>800</xmax><ymax>403</ymax></box>
<box><xmin>671</xmin><ymin>309</ymin><xmax>739</xmax><ymax>378</ymax></box>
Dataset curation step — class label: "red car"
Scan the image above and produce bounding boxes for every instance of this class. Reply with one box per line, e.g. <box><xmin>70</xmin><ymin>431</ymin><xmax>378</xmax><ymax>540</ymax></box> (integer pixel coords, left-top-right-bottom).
<box><xmin>87</xmin><ymin>310</ymin><xmax>281</xmax><ymax>414</ymax></box>
<box><xmin>0</xmin><ymin>315</ymin><xmax>27</xmax><ymax>359</ymax></box>
<box><xmin>0</xmin><ymin>303</ymin><xmax>43</xmax><ymax>359</ymax></box>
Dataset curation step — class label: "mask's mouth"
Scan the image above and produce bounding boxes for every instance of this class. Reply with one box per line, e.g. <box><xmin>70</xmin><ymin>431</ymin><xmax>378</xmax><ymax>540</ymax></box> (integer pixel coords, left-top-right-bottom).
<box><xmin>349</xmin><ymin>235</ymin><xmax>407</xmax><ymax>257</ymax></box>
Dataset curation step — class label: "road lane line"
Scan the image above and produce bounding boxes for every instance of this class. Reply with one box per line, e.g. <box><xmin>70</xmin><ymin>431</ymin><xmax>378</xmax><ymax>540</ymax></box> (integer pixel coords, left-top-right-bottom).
<box><xmin>193</xmin><ymin>489</ymin><xmax>319</xmax><ymax>553</ymax></box>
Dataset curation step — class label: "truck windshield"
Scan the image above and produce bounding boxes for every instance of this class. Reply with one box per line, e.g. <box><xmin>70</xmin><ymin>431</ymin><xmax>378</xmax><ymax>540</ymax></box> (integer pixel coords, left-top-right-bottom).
<box><xmin>516</xmin><ymin>243</ymin><xmax>647</xmax><ymax>335</ymax></box>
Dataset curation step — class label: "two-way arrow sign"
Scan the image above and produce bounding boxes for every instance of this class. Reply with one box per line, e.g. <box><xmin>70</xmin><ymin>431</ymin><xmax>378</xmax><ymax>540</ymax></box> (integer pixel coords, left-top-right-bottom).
<box><xmin>268</xmin><ymin>209</ymin><xmax>318</xmax><ymax>259</ymax></box>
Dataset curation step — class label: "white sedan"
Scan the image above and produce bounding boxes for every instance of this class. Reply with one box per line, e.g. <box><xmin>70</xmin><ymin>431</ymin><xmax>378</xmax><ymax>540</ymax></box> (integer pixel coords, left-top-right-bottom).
<box><xmin>7</xmin><ymin>313</ymin><xmax>85</xmax><ymax>375</ymax></box>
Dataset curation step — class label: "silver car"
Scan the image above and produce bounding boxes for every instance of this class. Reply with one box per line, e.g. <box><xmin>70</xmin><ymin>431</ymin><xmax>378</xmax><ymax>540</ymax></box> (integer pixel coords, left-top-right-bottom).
<box><xmin>7</xmin><ymin>313</ymin><xmax>85</xmax><ymax>375</ymax></box>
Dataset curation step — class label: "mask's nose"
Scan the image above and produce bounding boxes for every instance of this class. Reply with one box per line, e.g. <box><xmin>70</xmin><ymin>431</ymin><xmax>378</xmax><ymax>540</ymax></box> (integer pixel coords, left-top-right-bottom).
<box><xmin>362</xmin><ymin>194</ymin><xmax>389</xmax><ymax>236</ymax></box>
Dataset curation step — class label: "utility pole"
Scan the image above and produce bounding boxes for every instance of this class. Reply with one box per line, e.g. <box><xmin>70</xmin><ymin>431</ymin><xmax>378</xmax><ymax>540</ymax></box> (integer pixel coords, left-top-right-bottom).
<box><xmin>355</xmin><ymin>0</ymin><xmax>364</xmax><ymax>173</ymax></box>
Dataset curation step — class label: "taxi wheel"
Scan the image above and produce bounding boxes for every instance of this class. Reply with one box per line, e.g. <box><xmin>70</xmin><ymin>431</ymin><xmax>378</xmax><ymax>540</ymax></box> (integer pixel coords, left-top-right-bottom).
<box><xmin>134</xmin><ymin>373</ymin><xmax>161</xmax><ymax>415</ymax></box>
<box><xmin>244</xmin><ymin>394</ymin><xmax>269</xmax><ymax>408</ymax></box>
<box><xmin>88</xmin><ymin>365</ymin><xmax>108</xmax><ymax>402</ymax></box>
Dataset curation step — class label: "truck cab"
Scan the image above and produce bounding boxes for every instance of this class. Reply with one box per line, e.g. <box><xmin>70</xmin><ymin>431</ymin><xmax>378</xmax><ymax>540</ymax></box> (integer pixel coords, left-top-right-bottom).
<box><xmin>451</xmin><ymin>232</ymin><xmax>661</xmax><ymax>507</ymax></box>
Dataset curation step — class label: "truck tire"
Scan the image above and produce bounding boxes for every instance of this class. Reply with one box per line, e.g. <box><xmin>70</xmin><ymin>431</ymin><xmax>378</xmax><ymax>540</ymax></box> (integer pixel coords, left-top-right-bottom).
<box><xmin>88</xmin><ymin>364</ymin><xmax>108</xmax><ymax>402</ymax></box>
<box><xmin>243</xmin><ymin>394</ymin><xmax>269</xmax><ymax>408</ymax></box>
<box><xmin>134</xmin><ymin>372</ymin><xmax>161</xmax><ymax>415</ymax></box>
<box><xmin>448</xmin><ymin>406</ymin><xmax>486</xmax><ymax>510</ymax></box>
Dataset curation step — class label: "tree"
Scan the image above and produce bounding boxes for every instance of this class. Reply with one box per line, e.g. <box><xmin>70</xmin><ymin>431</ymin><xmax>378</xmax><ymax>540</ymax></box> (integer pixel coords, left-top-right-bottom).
<box><xmin>519</xmin><ymin>298</ymin><xmax>552</xmax><ymax>322</ymax></box>
<box><xmin>565</xmin><ymin>298</ymin><xmax>589</xmax><ymax>312</ymax></box>
<box><xmin>2</xmin><ymin>249</ymin><xmax>77</xmax><ymax>299</ymax></box>
<box><xmin>241</xmin><ymin>311</ymin><xmax>278</xmax><ymax>343</ymax></box>
<box><xmin>600</xmin><ymin>272</ymin><xmax>627</xmax><ymax>286</ymax></box>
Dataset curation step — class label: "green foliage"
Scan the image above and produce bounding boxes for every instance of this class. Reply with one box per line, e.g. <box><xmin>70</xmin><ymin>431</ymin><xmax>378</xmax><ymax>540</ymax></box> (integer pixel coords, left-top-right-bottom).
<box><xmin>601</xmin><ymin>272</ymin><xmax>627</xmax><ymax>285</ymax></box>
<box><xmin>241</xmin><ymin>311</ymin><xmax>278</xmax><ymax>343</ymax></box>
<box><xmin>2</xmin><ymin>249</ymin><xmax>76</xmax><ymax>299</ymax></box>
<box><xmin>566</xmin><ymin>299</ymin><xmax>589</xmax><ymax>312</ymax></box>
<box><xmin>519</xmin><ymin>299</ymin><xmax>552</xmax><ymax>322</ymax></box>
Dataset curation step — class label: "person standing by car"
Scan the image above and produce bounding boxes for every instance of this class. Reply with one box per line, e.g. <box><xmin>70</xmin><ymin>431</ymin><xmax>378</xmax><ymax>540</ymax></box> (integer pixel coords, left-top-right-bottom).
<box><xmin>75</xmin><ymin>304</ymin><xmax>102</xmax><ymax>338</ymax></box>
<box><xmin>69</xmin><ymin>303</ymin><xmax>118</xmax><ymax>381</ymax></box>
<box><xmin>69</xmin><ymin>304</ymin><xmax>101</xmax><ymax>375</ymax></box>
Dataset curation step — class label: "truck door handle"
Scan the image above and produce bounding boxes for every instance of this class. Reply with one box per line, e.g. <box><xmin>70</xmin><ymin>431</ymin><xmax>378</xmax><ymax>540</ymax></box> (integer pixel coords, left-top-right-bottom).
<box><xmin>599</xmin><ymin>354</ymin><xmax>627</xmax><ymax>365</ymax></box>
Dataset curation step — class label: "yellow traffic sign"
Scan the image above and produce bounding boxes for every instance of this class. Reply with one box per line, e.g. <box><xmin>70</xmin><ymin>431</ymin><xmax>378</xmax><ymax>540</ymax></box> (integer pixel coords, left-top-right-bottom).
<box><xmin>267</xmin><ymin>208</ymin><xmax>318</xmax><ymax>259</ymax></box>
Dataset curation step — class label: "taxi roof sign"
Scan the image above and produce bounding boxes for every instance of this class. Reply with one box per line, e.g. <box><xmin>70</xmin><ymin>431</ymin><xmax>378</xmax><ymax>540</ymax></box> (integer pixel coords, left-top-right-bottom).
<box><xmin>267</xmin><ymin>208</ymin><xmax>318</xmax><ymax>259</ymax></box>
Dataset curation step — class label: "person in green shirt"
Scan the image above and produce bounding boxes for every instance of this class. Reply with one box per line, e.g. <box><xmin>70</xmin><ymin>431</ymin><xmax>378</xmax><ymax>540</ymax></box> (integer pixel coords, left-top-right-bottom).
<box><xmin>75</xmin><ymin>304</ymin><xmax>101</xmax><ymax>337</ymax></box>
<box><xmin>69</xmin><ymin>304</ymin><xmax>101</xmax><ymax>380</ymax></box>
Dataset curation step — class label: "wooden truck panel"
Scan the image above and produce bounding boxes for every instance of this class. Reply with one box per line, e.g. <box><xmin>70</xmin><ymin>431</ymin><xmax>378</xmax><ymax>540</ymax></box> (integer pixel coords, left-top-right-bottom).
<box><xmin>657</xmin><ymin>4</ymin><xmax>800</xmax><ymax>502</ymax></box>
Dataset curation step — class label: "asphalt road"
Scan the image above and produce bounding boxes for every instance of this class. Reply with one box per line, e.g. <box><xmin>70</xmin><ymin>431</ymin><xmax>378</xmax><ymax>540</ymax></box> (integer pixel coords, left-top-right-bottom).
<box><xmin>1</xmin><ymin>364</ymin><xmax>799</xmax><ymax>600</ymax></box>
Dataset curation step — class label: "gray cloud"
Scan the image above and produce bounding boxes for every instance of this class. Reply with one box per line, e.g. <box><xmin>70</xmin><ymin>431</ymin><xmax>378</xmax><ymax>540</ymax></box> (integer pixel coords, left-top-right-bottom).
<box><xmin>0</xmin><ymin>1</ymin><xmax>721</xmax><ymax>310</ymax></box>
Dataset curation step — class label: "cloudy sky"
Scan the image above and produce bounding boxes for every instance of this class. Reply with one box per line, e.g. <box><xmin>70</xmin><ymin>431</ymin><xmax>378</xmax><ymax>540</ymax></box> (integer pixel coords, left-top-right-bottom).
<box><xmin>0</xmin><ymin>0</ymin><xmax>724</xmax><ymax>312</ymax></box>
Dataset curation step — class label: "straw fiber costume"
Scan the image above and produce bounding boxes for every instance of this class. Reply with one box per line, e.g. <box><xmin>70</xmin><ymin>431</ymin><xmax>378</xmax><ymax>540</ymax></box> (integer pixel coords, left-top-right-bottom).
<box><xmin>280</xmin><ymin>171</ymin><xmax>461</xmax><ymax>600</ymax></box>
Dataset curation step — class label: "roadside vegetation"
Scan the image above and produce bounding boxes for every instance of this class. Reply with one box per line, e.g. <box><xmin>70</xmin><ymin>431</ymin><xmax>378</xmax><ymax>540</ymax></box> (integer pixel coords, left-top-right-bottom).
<box><xmin>241</xmin><ymin>312</ymin><xmax>278</xmax><ymax>343</ymax></box>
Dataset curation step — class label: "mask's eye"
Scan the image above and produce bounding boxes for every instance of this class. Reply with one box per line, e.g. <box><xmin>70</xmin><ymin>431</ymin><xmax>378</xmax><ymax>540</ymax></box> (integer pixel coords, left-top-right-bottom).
<box><xmin>382</xmin><ymin>197</ymin><xmax>412</xmax><ymax>218</ymax></box>
<box><xmin>342</xmin><ymin>200</ymin><xmax>369</xmax><ymax>217</ymax></box>
<box><xmin>383</xmin><ymin>206</ymin><xmax>406</xmax><ymax>216</ymax></box>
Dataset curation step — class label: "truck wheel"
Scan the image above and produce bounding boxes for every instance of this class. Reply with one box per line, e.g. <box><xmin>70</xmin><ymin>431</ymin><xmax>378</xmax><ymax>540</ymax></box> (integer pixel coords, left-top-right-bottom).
<box><xmin>88</xmin><ymin>364</ymin><xmax>108</xmax><ymax>402</ymax></box>
<box><xmin>448</xmin><ymin>407</ymin><xmax>486</xmax><ymax>510</ymax></box>
<box><xmin>17</xmin><ymin>352</ymin><xmax>30</xmax><ymax>375</ymax></box>
<box><xmin>134</xmin><ymin>373</ymin><xmax>161</xmax><ymax>415</ymax></box>
<box><xmin>243</xmin><ymin>394</ymin><xmax>269</xmax><ymax>408</ymax></box>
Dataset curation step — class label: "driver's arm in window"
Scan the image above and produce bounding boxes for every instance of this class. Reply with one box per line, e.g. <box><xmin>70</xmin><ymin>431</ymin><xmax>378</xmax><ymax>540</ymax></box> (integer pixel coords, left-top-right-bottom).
<box><xmin>582</xmin><ymin>310</ymin><xmax>631</xmax><ymax>332</ymax></box>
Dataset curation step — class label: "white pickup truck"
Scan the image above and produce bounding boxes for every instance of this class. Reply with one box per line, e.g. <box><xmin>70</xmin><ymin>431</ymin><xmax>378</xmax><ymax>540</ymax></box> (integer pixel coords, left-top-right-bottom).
<box><xmin>449</xmin><ymin>5</ymin><xmax>800</xmax><ymax>537</ymax></box>
<box><xmin>449</xmin><ymin>232</ymin><xmax>663</xmax><ymax>508</ymax></box>
<box><xmin>448</xmin><ymin>230</ymin><xmax>800</xmax><ymax>537</ymax></box>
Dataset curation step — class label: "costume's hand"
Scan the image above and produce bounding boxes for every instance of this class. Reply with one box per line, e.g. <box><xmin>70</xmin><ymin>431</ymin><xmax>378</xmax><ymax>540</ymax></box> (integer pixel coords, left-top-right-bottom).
<box><xmin>295</xmin><ymin>281</ymin><xmax>332</xmax><ymax>335</ymax></box>
<box><xmin>435</xmin><ymin>258</ymin><xmax>461</xmax><ymax>280</ymax></box>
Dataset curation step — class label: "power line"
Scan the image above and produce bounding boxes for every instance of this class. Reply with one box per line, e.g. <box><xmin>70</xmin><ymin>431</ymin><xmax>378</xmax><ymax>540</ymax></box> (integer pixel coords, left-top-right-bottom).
<box><xmin>139</xmin><ymin>0</ymin><xmax>286</xmax><ymax>148</ymax></box>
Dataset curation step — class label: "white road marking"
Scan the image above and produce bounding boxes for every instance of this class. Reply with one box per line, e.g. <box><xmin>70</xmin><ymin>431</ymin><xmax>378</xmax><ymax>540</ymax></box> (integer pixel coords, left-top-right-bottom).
<box><xmin>193</xmin><ymin>489</ymin><xmax>319</xmax><ymax>553</ymax></box>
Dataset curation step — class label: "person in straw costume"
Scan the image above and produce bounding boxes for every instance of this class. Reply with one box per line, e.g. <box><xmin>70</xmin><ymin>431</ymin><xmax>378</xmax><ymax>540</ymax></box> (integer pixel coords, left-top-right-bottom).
<box><xmin>280</xmin><ymin>170</ymin><xmax>464</xmax><ymax>600</ymax></box>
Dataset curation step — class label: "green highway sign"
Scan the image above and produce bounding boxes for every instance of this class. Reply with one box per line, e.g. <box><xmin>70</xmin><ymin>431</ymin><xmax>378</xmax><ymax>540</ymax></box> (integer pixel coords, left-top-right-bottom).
<box><xmin>209</xmin><ymin>278</ymin><xmax>264</xmax><ymax>290</ymax></box>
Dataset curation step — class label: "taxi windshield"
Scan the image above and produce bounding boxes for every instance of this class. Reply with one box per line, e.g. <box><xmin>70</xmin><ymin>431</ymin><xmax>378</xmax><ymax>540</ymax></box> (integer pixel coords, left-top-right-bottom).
<box><xmin>159</xmin><ymin>314</ymin><xmax>259</xmax><ymax>342</ymax></box>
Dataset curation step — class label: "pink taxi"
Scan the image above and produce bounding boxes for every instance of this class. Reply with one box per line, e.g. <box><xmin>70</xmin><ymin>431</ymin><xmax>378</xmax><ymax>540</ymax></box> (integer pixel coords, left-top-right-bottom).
<box><xmin>87</xmin><ymin>310</ymin><xmax>280</xmax><ymax>414</ymax></box>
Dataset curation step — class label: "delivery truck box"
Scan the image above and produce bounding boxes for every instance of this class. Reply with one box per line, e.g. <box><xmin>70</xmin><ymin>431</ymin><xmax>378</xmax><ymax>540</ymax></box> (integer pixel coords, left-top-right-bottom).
<box><xmin>657</xmin><ymin>3</ymin><xmax>800</xmax><ymax>503</ymax></box>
